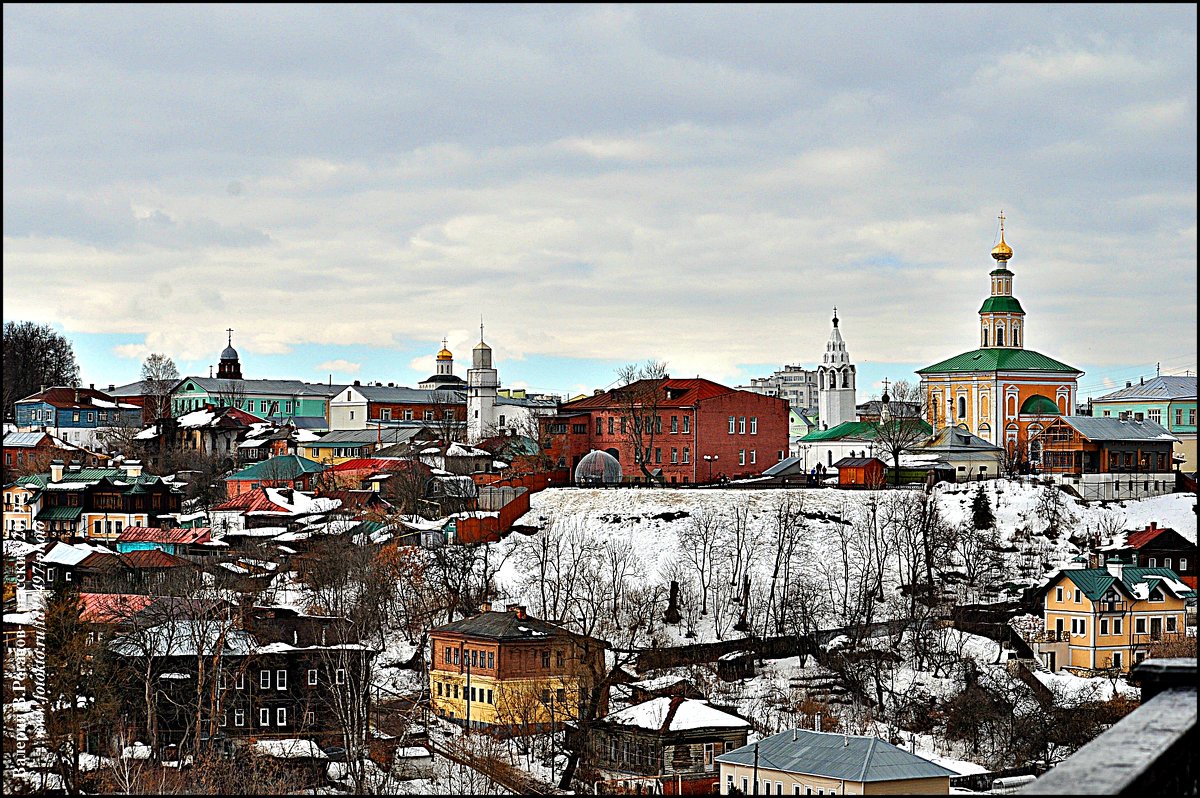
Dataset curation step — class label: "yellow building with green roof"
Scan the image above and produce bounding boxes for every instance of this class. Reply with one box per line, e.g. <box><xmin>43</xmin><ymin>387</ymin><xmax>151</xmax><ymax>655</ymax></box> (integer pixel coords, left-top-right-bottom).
<box><xmin>917</xmin><ymin>215</ymin><xmax>1082</xmax><ymax>462</ymax></box>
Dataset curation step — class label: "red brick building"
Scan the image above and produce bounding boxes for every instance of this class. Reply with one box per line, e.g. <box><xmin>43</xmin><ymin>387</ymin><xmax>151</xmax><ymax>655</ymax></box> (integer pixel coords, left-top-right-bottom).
<box><xmin>542</xmin><ymin>378</ymin><xmax>789</xmax><ymax>483</ymax></box>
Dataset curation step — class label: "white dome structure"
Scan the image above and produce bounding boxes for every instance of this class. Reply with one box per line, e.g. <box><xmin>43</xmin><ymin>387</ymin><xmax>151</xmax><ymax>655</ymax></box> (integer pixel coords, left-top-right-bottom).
<box><xmin>575</xmin><ymin>449</ymin><xmax>622</xmax><ymax>485</ymax></box>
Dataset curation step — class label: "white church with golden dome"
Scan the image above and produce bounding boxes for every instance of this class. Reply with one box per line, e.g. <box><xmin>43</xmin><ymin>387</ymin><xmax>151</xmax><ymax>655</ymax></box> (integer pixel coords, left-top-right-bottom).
<box><xmin>917</xmin><ymin>214</ymin><xmax>1083</xmax><ymax>460</ymax></box>
<box><xmin>418</xmin><ymin>339</ymin><xmax>468</xmax><ymax>391</ymax></box>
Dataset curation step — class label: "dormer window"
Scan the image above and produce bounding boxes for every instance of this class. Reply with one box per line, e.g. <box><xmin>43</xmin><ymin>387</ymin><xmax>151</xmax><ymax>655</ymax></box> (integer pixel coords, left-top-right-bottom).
<box><xmin>1148</xmin><ymin>589</ymin><xmax>1164</xmax><ymax>603</ymax></box>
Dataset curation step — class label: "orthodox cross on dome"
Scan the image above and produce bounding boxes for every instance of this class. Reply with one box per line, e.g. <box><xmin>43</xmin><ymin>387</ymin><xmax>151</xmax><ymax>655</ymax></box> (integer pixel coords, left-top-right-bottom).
<box><xmin>226</xmin><ymin>328</ymin><xmax>234</xmax><ymax>346</ymax></box>
<box><xmin>998</xmin><ymin>210</ymin><xmax>1006</xmax><ymax>236</ymax></box>
<box><xmin>832</xmin><ymin>306</ymin><xmax>839</xmax><ymax>327</ymax></box>
<box><xmin>480</xmin><ymin>317</ymin><xmax>485</xmax><ymax>342</ymax></box>
<box><xmin>442</xmin><ymin>337</ymin><xmax>448</xmax><ymax>349</ymax></box>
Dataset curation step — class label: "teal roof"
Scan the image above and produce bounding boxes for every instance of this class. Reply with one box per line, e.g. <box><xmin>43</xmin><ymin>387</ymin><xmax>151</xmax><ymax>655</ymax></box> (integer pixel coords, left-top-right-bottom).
<box><xmin>225</xmin><ymin>454</ymin><xmax>327</xmax><ymax>482</ymax></box>
<box><xmin>1057</xmin><ymin>567</ymin><xmax>1195</xmax><ymax>602</ymax></box>
<box><xmin>36</xmin><ymin>505</ymin><xmax>84</xmax><ymax>521</ymax></box>
<box><xmin>978</xmin><ymin>296</ymin><xmax>1025</xmax><ymax>314</ymax></box>
<box><xmin>1020</xmin><ymin>395</ymin><xmax>1061</xmax><ymax>415</ymax></box>
<box><xmin>918</xmin><ymin>348</ymin><xmax>1081</xmax><ymax>375</ymax></box>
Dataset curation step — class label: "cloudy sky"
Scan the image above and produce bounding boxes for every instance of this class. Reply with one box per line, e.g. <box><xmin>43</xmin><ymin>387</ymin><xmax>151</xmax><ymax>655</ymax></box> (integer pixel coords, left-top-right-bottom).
<box><xmin>4</xmin><ymin>4</ymin><xmax>1196</xmax><ymax>401</ymax></box>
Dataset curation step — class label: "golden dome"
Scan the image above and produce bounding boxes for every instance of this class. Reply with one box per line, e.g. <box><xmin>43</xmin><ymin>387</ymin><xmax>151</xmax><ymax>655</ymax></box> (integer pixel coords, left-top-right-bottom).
<box><xmin>991</xmin><ymin>234</ymin><xmax>1012</xmax><ymax>262</ymax></box>
<box><xmin>436</xmin><ymin>347</ymin><xmax>453</xmax><ymax>361</ymax></box>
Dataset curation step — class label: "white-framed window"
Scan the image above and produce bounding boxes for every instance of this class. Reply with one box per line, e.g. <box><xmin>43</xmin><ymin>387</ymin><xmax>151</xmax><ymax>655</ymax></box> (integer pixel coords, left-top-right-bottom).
<box><xmin>276</xmin><ymin>669</ymin><xmax>287</xmax><ymax>690</ymax></box>
<box><xmin>671</xmin><ymin>448</ymin><xmax>678</xmax><ymax>464</ymax></box>
<box><xmin>1167</xmin><ymin>616</ymin><xmax>1178</xmax><ymax>632</ymax></box>
<box><xmin>739</xmin><ymin>449</ymin><xmax>745</xmax><ymax>466</ymax></box>
<box><xmin>260</xmin><ymin>670</ymin><xmax>270</xmax><ymax>689</ymax></box>
<box><xmin>1164</xmin><ymin>558</ymin><xmax>1172</xmax><ymax>570</ymax></box>
<box><xmin>236</xmin><ymin>672</ymin><xmax>245</xmax><ymax>690</ymax></box>
<box><xmin>1114</xmin><ymin>617</ymin><xmax>1123</xmax><ymax>635</ymax></box>
<box><xmin>336</xmin><ymin>669</ymin><xmax>346</xmax><ymax>685</ymax></box>
<box><xmin>259</xmin><ymin>708</ymin><xmax>270</xmax><ymax>726</ymax></box>
<box><xmin>1100</xmin><ymin>618</ymin><xmax>1109</xmax><ymax>635</ymax></box>
<box><xmin>751</xmin><ymin>417</ymin><xmax>758</xmax><ymax>434</ymax></box>
<box><xmin>234</xmin><ymin>708</ymin><xmax>245</xmax><ymax>727</ymax></box>
<box><xmin>1136</xmin><ymin>618</ymin><xmax>1147</xmax><ymax>634</ymax></box>
<box><xmin>308</xmin><ymin>669</ymin><xmax>318</xmax><ymax>686</ymax></box>
<box><xmin>305</xmin><ymin>710</ymin><xmax>315</xmax><ymax>726</ymax></box>
<box><xmin>728</xmin><ymin>416</ymin><xmax>735</xmax><ymax>434</ymax></box>
<box><xmin>739</xmin><ymin>417</ymin><xmax>746</xmax><ymax>434</ymax></box>
<box><xmin>219</xmin><ymin>713</ymin><xmax>227</xmax><ymax>727</ymax></box>
<box><xmin>1181</xmin><ymin>558</ymin><xmax>1188</xmax><ymax>572</ymax></box>
<box><xmin>750</xmin><ymin>450</ymin><xmax>757</xmax><ymax>464</ymax></box>
<box><xmin>276</xmin><ymin>707</ymin><xmax>287</xmax><ymax>726</ymax></box>
<box><xmin>683</xmin><ymin>447</ymin><xmax>690</xmax><ymax>464</ymax></box>
<box><xmin>682</xmin><ymin>416</ymin><xmax>690</xmax><ymax>433</ymax></box>
<box><xmin>1149</xmin><ymin>557</ymin><xmax>1157</xmax><ymax>567</ymax></box>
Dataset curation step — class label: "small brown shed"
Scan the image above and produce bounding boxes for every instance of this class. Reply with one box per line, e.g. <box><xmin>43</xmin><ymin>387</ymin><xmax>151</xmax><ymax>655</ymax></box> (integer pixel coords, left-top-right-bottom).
<box><xmin>833</xmin><ymin>456</ymin><xmax>886</xmax><ymax>488</ymax></box>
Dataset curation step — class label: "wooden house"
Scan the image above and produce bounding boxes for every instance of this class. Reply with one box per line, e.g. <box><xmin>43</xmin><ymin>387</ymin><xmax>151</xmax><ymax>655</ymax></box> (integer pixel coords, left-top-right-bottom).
<box><xmin>832</xmin><ymin>456</ymin><xmax>885</xmax><ymax>488</ymax></box>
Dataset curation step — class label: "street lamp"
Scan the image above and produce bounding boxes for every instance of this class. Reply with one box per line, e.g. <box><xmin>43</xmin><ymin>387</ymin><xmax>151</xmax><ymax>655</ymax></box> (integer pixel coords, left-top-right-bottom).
<box><xmin>703</xmin><ymin>454</ymin><xmax>718</xmax><ymax>483</ymax></box>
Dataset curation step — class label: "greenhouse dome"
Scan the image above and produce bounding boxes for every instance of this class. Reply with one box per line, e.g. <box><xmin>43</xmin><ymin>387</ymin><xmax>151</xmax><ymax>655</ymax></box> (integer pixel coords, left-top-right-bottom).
<box><xmin>575</xmin><ymin>449</ymin><xmax>622</xmax><ymax>485</ymax></box>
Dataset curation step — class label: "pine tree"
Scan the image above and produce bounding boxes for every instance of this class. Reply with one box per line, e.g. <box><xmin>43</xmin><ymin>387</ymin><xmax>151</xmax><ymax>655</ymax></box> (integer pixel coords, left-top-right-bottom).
<box><xmin>971</xmin><ymin>483</ymin><xmax>995</xmax><ymax>530</ymax></box>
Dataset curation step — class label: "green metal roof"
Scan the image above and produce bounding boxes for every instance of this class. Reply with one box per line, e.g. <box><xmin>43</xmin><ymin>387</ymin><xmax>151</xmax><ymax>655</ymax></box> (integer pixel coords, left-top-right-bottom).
<box><xmin>1058</xmin><ymin>567</ymin><xmax>1195</xmax><ymax>601</ymax></box>
<box><xmin>978</xmin><ymin>296</ymin><xmax>1025</xmax><ymax>314</ymax></box>
<box><xmin>918</xmin><ymin>347</ymin><xmax>1081</xmax><ymax>375</ymax></box>
<box><xmin>36</xmin><ymin>505</ymin><xmax>84</xmax><ymax>521</ymax></box>
<box><xmin>799</xmin><ymin>421</ymin><xmax>878</xmax><ymax>442</ymax></box>
<box><xmin>1020</xmin><ymin>395</ymin><xmax>1061</xmax><ymax>415</ymax></box>
<box><xmin>224</xmin><ymin>454</ymin><xmax>327</xmax><ymax>482</ymax></box>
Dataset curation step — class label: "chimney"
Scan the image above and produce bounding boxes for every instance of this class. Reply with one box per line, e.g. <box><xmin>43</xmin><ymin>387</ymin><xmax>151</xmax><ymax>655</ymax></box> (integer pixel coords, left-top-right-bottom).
<box><xmin>1149</xmin><ymin>522</ymin><xmax>1157</xmax><ymax>531</ymax></box>
<box><xmin>121</xmin><ymin>460</ymin><xmax>143</xmax><ymax>479</ymax></box>
<box><xmin>1126</xmin><ymin>381</ymin><xmax>1132</xmax><ymax>388</ymax></box>
<box><xmin>50</xmin><ymin>459</ymin><xmax>64</xmax><ymax>483</ymax></box>
<box><xmin>793</xmin><ymin>729</ymin><xmax>798</xmax><ymax>741</ymax></box>
<box><xmin>480</xmin><ymin>601</ymin><xmax>492</xmax><ymax>613</ymax></box>
<box><xmin>108</xmin><ymin>384</ymin><xmax>115</xmax><ymax>391</ymax></box>
<box><xmin>74</xmin><ymin>388</ymin><xmax>80</xmax><ymax>404</ymax></box>
<box><xmin>1106</xmin><ymin>556</ymin><xmax>1125</xmax><ymax>582</ymax></box>
<box><xmin>353</xmin><ymin>380</ymin><xmax>361</xmax><ymax>386</ymax></box>
<box><xmin>41</xmin><ymin>384</ymin><xmax>47</xmax><ymax>394</ymax></box>
<box><xmin>1140</xmin><ymin>376</ymin><xmax>1144</xmax><ymax>385</ymax></box>
<box><xmin>507</xmin><ymin>604</ymin><xmax>527</xmax><ymax>620</ymax></box>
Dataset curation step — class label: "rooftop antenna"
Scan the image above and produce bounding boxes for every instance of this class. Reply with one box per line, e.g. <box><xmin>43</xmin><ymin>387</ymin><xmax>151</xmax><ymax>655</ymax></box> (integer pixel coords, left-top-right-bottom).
<box><xmin>480</xmin><ymin>316</ymin><xmax>485</xmax><ymax>342</ymax></box>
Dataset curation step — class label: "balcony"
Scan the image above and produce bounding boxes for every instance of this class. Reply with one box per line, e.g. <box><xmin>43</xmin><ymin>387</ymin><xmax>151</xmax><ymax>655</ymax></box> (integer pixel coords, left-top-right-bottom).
<box><xmin>1021</xmin><ymin>658</ymin><xmax>1197</xmax><ymax>794</ymax></box>
<box><xmin>1028</xmin><ymin>630</ymin><xmax>1072</xmax><ymax>644</ymax></box>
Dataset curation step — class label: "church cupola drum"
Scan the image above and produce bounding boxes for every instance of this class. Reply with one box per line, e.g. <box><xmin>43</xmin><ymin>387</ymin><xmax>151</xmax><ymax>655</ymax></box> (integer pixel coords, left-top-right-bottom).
<box><xmin>978</xmin><ymin>211</ymin><xmax>1026</xmax><ymax>349</ymax></box>
<box><xmin>217</xmin><ymin>328</ymin><xmax>243</xmax><ymax>380</ymax></box>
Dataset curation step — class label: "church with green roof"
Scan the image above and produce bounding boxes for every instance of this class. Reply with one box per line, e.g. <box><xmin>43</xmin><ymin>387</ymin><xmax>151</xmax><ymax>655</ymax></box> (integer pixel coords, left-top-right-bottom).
<box><xmin>917</xmin><ymin>214</ymin><xmax>1082</xmax><ymax>458</ymax></box>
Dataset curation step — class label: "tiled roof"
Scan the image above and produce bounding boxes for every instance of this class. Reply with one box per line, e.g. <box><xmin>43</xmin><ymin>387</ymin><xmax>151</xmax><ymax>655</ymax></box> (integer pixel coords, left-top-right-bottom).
<box><xmin>717</xmin><ymin>729</ymin><xmax>956</xmax><ymax>782</ymax></box>
<box><xmin>225</xmin><ymin>455</ymin><xmax>326</xmax><ymax>482</ymax></box>
<box><xmin>1093</xmin><ymin>375</ymin><xmax>1197</xmax><ymax>402</ymax></box>
<box><xmin>917</xmin><ymin>348</ymin><xmax>1081</xmax><ymax>375</ymax></box>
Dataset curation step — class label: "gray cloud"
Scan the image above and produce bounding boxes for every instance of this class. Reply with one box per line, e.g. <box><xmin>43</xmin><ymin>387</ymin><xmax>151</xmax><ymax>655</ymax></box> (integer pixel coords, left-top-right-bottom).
<box><xmin>2</xmin><ymin>5</ymin><xmax>1195</xmax><ymax>379</ymax></box>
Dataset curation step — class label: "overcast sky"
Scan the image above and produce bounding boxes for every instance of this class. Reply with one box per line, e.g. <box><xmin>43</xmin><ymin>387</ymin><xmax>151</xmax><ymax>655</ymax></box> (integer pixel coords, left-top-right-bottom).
<box><xmin>3</xmin><ymin>4</ymin><xmax>1196</xmax><ymax>400</ymax></box>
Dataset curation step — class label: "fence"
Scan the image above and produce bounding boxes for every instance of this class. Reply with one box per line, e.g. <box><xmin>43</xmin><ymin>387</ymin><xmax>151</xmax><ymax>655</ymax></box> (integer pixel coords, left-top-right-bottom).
<box><xmin>454</xmin><ymin>469</ymin><xmax>569</xmax><ymax>544</ymax></box>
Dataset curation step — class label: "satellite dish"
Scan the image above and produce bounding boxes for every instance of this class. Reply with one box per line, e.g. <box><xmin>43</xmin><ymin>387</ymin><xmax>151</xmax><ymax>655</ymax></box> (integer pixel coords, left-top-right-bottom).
<box><xmin>34</xmin><ymin>521</ymin><xmax>47</xmax><ymax>532</ymax></box>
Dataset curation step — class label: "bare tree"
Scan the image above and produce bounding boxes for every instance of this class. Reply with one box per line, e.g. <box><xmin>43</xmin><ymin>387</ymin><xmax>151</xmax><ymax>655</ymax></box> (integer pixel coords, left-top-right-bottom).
<box><xmin>677</xmin><ymin>508</ymin><xmax>719</xmax><ymax>616</ymax></box>
<box><xmin>141</xmin><ymin>353</ymin><xmax>180</xmax><ymax>421</ymax></box>
<box><xmin>613</xmin><ymin>360</ymin><xmax>669</xmax><ymax>482</ymax></box>
<box><xmin>869</xmin><ymin>380</ymin><xmax>931</xmax><ymax>486</ymax></box>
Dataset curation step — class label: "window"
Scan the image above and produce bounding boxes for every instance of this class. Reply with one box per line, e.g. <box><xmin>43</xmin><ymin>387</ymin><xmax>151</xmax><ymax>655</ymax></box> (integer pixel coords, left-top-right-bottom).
<box><xmin>234</xmin><ymin>708</ymin><xmax>245</xmax><ymax>727</ymax></box>
<box><xmin>742</xmin><ymin>778</ymin><xmax>749</xmax><ymax>794</ymax></box>
<box><xmin>1114</xmin><ymin>618</ymin><xmax>1123</xmax><ymax>635</ymax></box>
<box><xmin>1149</xmin><ymin>589</ymin><xmax>1164</xmax><ymax>603</ymax></box>
<box><xmin>1148</xmin><ymin>409</ymin><xmax>1161</xmax><ymax>424</ymax></box>
<box><xmin>305</xmin><ymin>710</ymin><xmax>315</xmax><ymax>726</ymax></box>
<box><xmin>671</xmin><ymin>416</ymin><xmax>678</xmax><ymax>433</ymax></box>
<box><xmin>1181</xmin><ymin>558</ymin><xmax>1188</xmax><ymax>572</ymax></box>
<box><xmin>404</xmin><ymin>409</ymin><xmax>414</xmax><ymax>421</ymax></box>
<box><xmin>1055</xmin><ymin>587</ymin><xmax>1063</xmax><ymax>602</ymax></box>
<box><xmin>729</xmin><ymin>416</ymin><xmax>736</xmax><ymax>434</ymax></box>
<box><xmin>349</xmin><ymin>410</ymin><xmax>355</xmax><ymax>420</ymax></box>
<box><xmin>739</xmin><ymin>417</ymin><xmax>746</xmax><ymax>434</ymax></box>
<box><xmin>683</xmin><ymin>416</ymin><xmax>690</xmax><ymax>433</ymax></box>
<box><xmin>236</xmin><ymin>672</ymin><xmax>244</xmax><ymax>690</ymax></box>
<box><xmin>1100</xmin><ymin>618</ymin><xmax>1109</xmax><ymax>635</ymax></box>
<box><xmin>1164</xmin><ymin>557</ymin><xmax>1172</xmax><ymax>569</ymax></box>
<box><xmin>453</xmin><ymin>684</ymin><xmax>459</xmax><ymax>698</ymax></box>
<box><xmin>1112</xmin><ymin>651</ymin><xmax>1122</xmax><ymax>670</ymax></box>
<box><xmin>453</xmin><ymin>648</ymin><xmax>459</xmax><ymax>664</ymax></box>
<box><xmin>276</xmin><ymin>707</ymin><xmax>287</xmax><ymax>726</ymax></box>
<box><xmin>542</xmin><ymin>650</ymin><xmax>551</xmax><ymax>668</ymax></box>
<box><xmin>654</xmin><ymin>447</ymin><xmax>661</xmax><ymax>464</ymax></box>
<box><xmin>683</xmin><ymin>447</ymin><xmax>690</xmax><ymax>463</ymax></box>
<box><xmin>487</xmin><ymin>689</ymin><xmax>493</xmax><ymax>704</ymax></box>
<box><xmin>260</xmin><ymin>670</ymin><xmax>271</xmax><ymax>689</ymax></box>
<box><xmin>336</xmin><ymin>669</ymin><xmax>346</xmax><ymax>684</ymax></box>
<box><xmin>276</xmin><ymin>669</ymin><xmax>287</xmax><ymax>690</ymax></box>
<box><xmin>620</xmin><ymin>417</ymin><xmax>627</xmax><ymax>434</ymax></box>
<box><xmin>542</xmin><ymin>689</ymin><xmax>551</xmax><ymax>703</ymax></box>
<box><xmin>750</xmin><ymin>450</ymin><xmax>756</xmax><ymax>464</ymax></box>
<box><xmin>260</xmin><ymin>708</ymin><xmax>270</xmax><ymax>726</ymax></box>
<box><xmin>794</xmin><ymin>786</ymin><xmax>801</xmax><ymax>796</ymax></box>
<box><xmin>777</xmin><ymin>783</ymin><xmax>783</xmax><ymax>795</ymax></box>
<box><xmin>573</xmin><ymin>424</ymin><xmax>587</xmax><ymax>434</ymax></box>
<box><xmin>1136</xmin><ymin>618</ymin><xmax>1147</xmax><ymax>634</ymax></box>
<box><xmin>597</xmin><ymin>418</ymin><xmax>603</xmax><ymax>436</ymax></box>
<box><xmin>556</xmin><ymin>688</ymin><xmax>566</xmax><ymax>702</ymax></box>
<box><xmin>739</xmin><ymin>449</ymin><xmax>745</xmax><ymax>466</ymax></box>
<box><xmin>671</xmin><ymin>448</ymin><xmax>678</xmax><ymax>464</ymax></box>
<box><xmin>1148</xmin><ymin>557</ymin><xmax>1157</xmax><ymax>567</ymax></box>
<box><xmin>608</xmin><ymin>417</ymin><xmax>614</xmax><ymax>435</ymax></box>
<box><xmin>381</xmin><ymin>408</ymin><xmax>391</xmax><ymax>421</ymax></box>
<box><xmin>556</xmin><ymin>650</ymin><xmax>565</xmax><ymax>667</ymax></box>
<box><xmin>1167</xmin><ymin>616</ymin><xmax>1177</xmax><ymax>632</ymax></box>
<box><xmin>437</xmin><ymin>682</ymin><xmax>443</xmax><ymax>697</ymax></box>
<box><xmin>471</xmin><ymin>649</ymin><xmax>478</xmax><ymax>668</ymax></box>
<box><xmin>1074</xmin><ymin>589</ymin><xmax>1081</xmax><ymax>603</ymax></box>
<box><xmin>488</xmin><ymin>651</ymin><xmax>494</xmax><ymax>669</ymax></box>
<box><xmin>751</xmin><ymin>417</ymin><xmax>758</xmax><ymax>434</ymax></box>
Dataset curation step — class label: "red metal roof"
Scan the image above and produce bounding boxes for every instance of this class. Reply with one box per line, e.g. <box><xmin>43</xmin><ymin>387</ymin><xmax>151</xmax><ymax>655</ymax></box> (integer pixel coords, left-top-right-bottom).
<box><xmin>117</xmin><ymin>526</ymin><xmax>213</xmax><ymax>545</ymax></box>
<box><xmin>561</xmin><ymin>378</ymin><xmax>735</xmax><ymax>410</ymax></box>
<box><xmin>78</xmin><ymin>593</ymin><xmax>155</xmax><ymax>623</ymax></box>
<box><xmin>20</xmin><ymin>386</ymin><xmax>123</xmax><ymax>410</ymax></box>
<box><xmin>212</xmin><ymin>488</ymin><xmax>292</xmax><ymax>513</ymax></box>
<box><xmin>120</xmin><ymin>549</ymin><xmax>191</xmax><ymax>569</ymax></box>
<box><xmin>1125</xmin><ymin>524</ymin><xmax>1177</xmax><ymax>549</ymax></box>
<box><xmin>332</xmin><ymin>457</ymin><xmax>424</xmax><ymax>473</ymax></box>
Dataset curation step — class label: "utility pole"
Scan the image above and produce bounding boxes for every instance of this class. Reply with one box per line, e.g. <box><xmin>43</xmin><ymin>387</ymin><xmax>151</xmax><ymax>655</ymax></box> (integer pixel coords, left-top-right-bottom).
<box><xmin>752</xmin><ymin>741</ymin><xmax>760</xmax><ymax>795</ymax></box>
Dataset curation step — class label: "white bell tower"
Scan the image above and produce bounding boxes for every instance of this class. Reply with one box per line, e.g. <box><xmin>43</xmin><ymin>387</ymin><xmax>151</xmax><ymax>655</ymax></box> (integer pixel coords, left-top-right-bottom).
<box><xmin>817</xmin><ymin>308</ymin><xmax>857</xmax><ymax>430</ymax></box>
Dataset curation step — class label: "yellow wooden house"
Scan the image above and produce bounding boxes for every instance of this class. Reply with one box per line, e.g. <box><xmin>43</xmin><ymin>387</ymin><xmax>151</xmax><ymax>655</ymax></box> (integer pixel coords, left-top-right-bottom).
<box><xmin>1035</xmin><ymin>559</ymin><xmax>1194</xmax><ymax>673</ymax></box>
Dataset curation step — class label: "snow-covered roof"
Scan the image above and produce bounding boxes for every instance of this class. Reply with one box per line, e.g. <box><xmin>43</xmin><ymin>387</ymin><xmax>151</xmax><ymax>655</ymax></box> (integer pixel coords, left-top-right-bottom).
<box><xmin>42</xmin><ymin>541</ymin><xmax>112</xmax><ymax>566</ymax></box>
<box><xmin>252</xmin><ymin>738</ymin><xmax>328</xmax><ymax>759</ymax></box>
<box><xmin>600</xmin><ymin>697</ymin><xmax>749</xmax><ymax>732</ymax></box>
